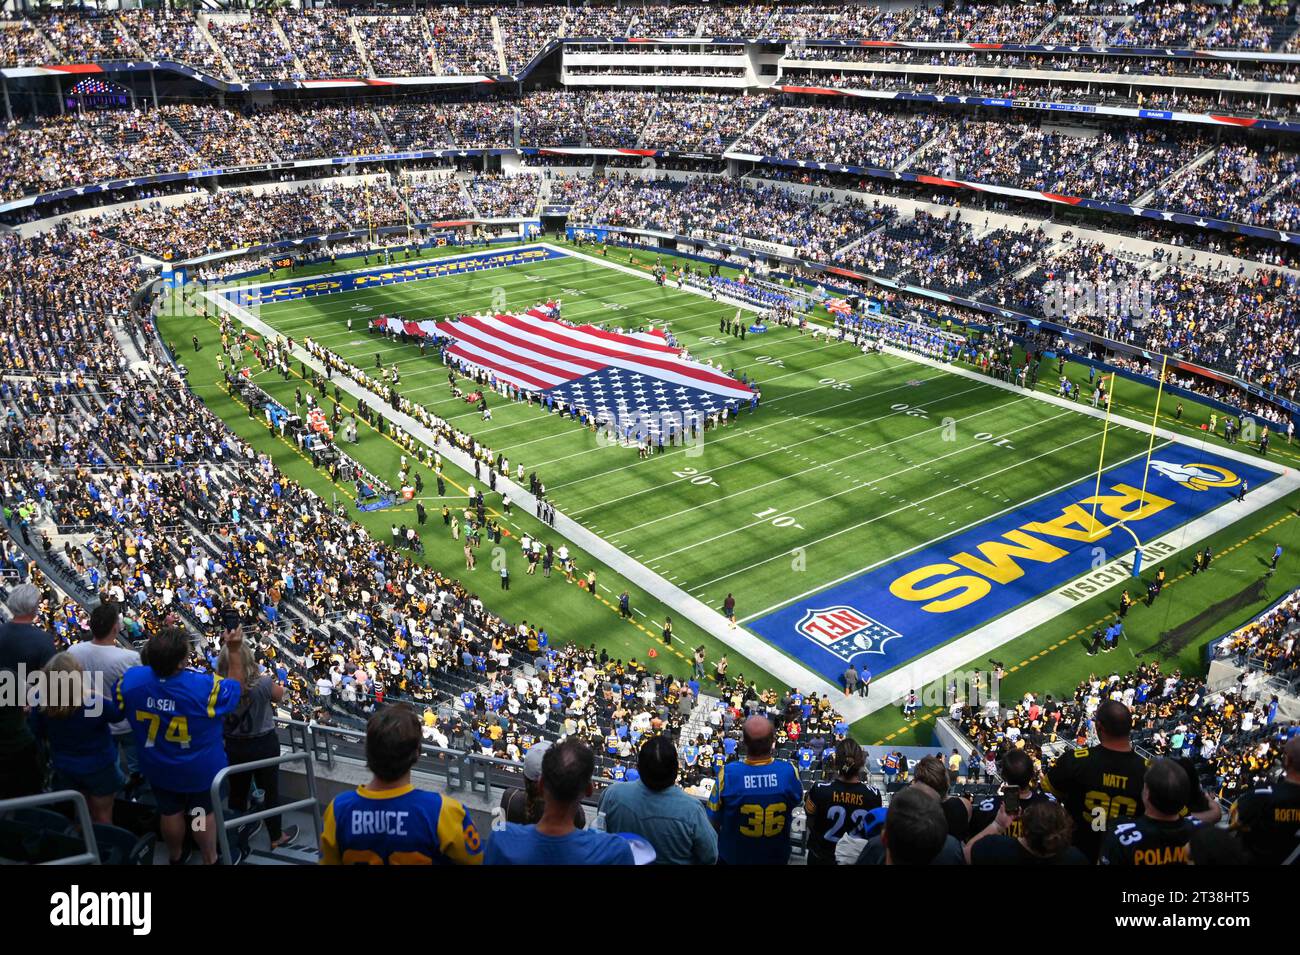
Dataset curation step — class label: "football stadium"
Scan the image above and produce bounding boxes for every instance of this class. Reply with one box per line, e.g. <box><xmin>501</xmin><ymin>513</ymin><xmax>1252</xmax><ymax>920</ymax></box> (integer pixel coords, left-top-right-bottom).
<box><xmin>0</xmin><ymin>0</ymin><xmax>1298</xmax><ymax>897</ymax></box>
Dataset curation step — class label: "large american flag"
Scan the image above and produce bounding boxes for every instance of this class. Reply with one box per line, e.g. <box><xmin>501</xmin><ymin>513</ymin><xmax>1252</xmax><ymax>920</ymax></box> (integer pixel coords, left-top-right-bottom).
<box><xmin>373</xmin><ymin>302</ymin><xmax>756</xmax><ymax>434</ymax></box>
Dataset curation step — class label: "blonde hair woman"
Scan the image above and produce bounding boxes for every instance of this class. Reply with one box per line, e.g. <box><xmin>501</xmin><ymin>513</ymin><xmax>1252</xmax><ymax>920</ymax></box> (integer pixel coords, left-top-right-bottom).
<box><xmin>217</xmin><ymin>637</ymin><xmax>297</xmax><ymax>852</ymax></box>
<box><xmin>29</xmin><ymin>652</ymin><xmax>123</xmax><ymax>824</ymax></box>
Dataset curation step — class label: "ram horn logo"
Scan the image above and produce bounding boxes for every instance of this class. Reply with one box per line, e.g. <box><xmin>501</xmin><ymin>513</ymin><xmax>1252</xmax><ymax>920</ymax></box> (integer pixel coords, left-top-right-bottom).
<box><xmin>795</xmin><ymin>605</ymin><xmax>902</xmax><ymax>662</ymax></box>
<box><xmin>1148</xmin><ymin>460</ymin><xmax>1239</xmax><ymax>492</ymax></box>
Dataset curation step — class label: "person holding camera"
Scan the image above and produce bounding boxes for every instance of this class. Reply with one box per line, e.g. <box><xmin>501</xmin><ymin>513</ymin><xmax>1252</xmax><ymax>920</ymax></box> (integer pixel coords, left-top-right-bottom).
<box><xmin>112</xmin><ymin>626</ymin><xmax>243</xmax><ymax>865</ymax></box>
<box><xmin>968</xmin><ymin>798</ymin><xmax>1088</xmax><ymax>865</ymax></box>
<box><xmin>218</xmin><ymin>628</ymin><xmax>299</xmax><ymax>853</ymax></box>
<box><xmin>964</xmin><ymin>748</ymin><xmax>1052</xmax><ymax>847</ymax></box>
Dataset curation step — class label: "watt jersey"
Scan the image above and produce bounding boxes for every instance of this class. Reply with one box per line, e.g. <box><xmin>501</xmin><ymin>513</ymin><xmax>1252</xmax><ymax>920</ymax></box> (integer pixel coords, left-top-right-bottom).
<box><xmin>805</xmin><ymin>778</ymin><xmax>882</xmax><ymax>865</ymax></box>
<box><xmin>321</xmin><ymin>784</ymin><xmax>482</xmax><ymax>865</ymax></box>
<box><xmin>1230</xmin><ymin>779</ymin><xmax>1300</xmax><ymax>865</ymax></box>
<box><xmin>1043</xmin><ymin>745</ymin><xmax>1149</xmax><ymax>860</ymax></box>
<box><xmin>111</xmin><ymin>666</ymin><xmax>241</xmax><ymax>793</ymax></box>
<box><xmin>707</xmin><ymin>757</ymin><xmax>802</xmax><ymax>865</ymax></box>
<box><xmin>1098</xmin><ymin>816</ymin><xmax>1200</xmax><ymax>866</ymax></box>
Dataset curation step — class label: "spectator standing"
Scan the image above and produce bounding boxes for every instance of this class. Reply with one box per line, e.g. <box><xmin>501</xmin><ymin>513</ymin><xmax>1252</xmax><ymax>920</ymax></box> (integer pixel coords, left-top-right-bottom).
<box><xmin>486</xmin><ymin>738</ymin><xmax>633</xmax><ymax>864</ymax></box>
<box><xmin>1098</xmin><ymin>759</ymin><xmax>1200</xmax><ymax>866</ymax></box>
<box><xmin>1041</xmin><ymin>699</ymin><xmax>1149</xmax><ymax>860</ymax></box>
<box><xmin>968</xmin><ymin>800</ymin><xmax>1088</xmax><ymax>865</ymax></box>
<box><xmin>0</xmin><ymin>584</ymin><xmax>57</xmax><ymax>798</ymax></box>
<box><xmin>707</xmin><ymin>715</ymin><xmax>802</xmax><ymax>864</ymax></box>
<box><xmin>804</xmin><ymin>739</ymin><xmax>882</xmax><ymax>865</ymax></box>
<box><xmin>112</xmin><ymin>626</ymin><xmax>242</xmax><ymax>865</ymax></box>
<box><xmin>321</xmin><ymin>704</ymin><xmax>482</xmax><ymax>865</ymax></box>
<box><xmin>499</xmin><ymin>740</ymin><xmax>586</xmax><ymax>829</ymax></box>
<box><xmin>67</xmin><ymin>601</ymin><xmax>141</xmax><ymax>787</ymax></box>
<box><xmin>1230</xmin><ymin>734</ymin><xmax>1300</xmax><ymax>865</ymax></box>
<box><xmin>218</xmin><ymin>635</ymin><xmax>298</xmax><ymax>852</ymax></box>
<box><xmin>860</xmin><ymin>785</ymin><xmax>954</xmax><ymax>866</ymax></box>
<box><xmin>600</xmin><ymin>736</ymin><xmax>717</xmax><ymax>865</ymax></box>
<box><xmin>29</xmin><ymin>653</ymin><xmax>122</xmax><ymax>824</ymax></box>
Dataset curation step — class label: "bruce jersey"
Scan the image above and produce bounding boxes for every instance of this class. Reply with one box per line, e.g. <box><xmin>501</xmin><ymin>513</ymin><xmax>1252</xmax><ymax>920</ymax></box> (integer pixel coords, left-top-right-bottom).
<box><xmin>321</xmin><ymin>785</ymin><xmax>483</xmax><ymax>865</ymax></box>
<box><xmin>708</xmin><ymin>757</ymin><xmax>803</xmax><ymax>865</ymax></box>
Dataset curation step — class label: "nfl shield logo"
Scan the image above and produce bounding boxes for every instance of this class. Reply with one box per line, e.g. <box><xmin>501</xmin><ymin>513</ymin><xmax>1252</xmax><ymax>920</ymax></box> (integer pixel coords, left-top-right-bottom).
<box><xmin>795</xmin><ymin>606</ymin><xmax>902</xmax><ymax>662</ymax></box>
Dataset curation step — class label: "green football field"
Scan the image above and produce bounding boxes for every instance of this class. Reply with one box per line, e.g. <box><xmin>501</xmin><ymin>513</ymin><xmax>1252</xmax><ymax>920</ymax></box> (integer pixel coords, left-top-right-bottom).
<box><xmin>171</xmin><ymin>239</ymin><xmax>1300</xmax><ymax>745</ymax></box>
<box><xmin>249</xmin><ymin>248</ymin><xmax>1168</xmax><ymax>620</ymax></box>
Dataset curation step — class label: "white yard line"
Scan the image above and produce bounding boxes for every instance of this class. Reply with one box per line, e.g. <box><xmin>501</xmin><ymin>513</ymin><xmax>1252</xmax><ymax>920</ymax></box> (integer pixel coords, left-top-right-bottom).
<box><xmin>534</xmin><ymin>362</ymin><xmax>946</xmax><ymax>480</ymax></box>
<box><xmin>205</xmin><ymin>284</ymin><xmax>861</xmax><ymax>714</ymax></box>
<box><xmin>858</xmin><ymin>467</ymin><xmax>1300</xmax><ymax>717</ymax></box>
<box><xmin>729</xmin><ymin>434</ymin><xmax>1164</xmax><ymax>612</ymax></box>
<box><xmin>888</xmin><ymin>345</ymin><xmax>1291</xmax><ymax>478</ymax></box>
<box><xmin>208</xmin><ymin>251</ymin><xmax>1296</xmax><ymax>723</ymax></box>
<box><xmin>574</xmin><ymin>378</ymin><xmax>997</xmax><ymax>518</ymax></box>
<box><xmin>603</xmin><ymin>390</ymin><xmax>1039</xmax><ymax>536</ymax></box>
<box><xmin>647</xmin><ymin>405</ymin><xmax>1070</xmax><ymax>564</ymax></box>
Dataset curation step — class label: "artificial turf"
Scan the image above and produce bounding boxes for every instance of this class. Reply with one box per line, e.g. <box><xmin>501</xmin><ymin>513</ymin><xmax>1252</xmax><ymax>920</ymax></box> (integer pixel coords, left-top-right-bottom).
<box><xmin>161</xmin><ymin>237</ymin><xmax>1300</xmax><ymax>745</ymax></box>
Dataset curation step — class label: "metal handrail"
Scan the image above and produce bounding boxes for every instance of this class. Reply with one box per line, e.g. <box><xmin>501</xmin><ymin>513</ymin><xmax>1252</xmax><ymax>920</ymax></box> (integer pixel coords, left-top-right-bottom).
<box><xmin>0</xmin><ymin>789</ymin><xmax>100</xmax><ymax>865</ymax></box>
<box><xmin>209</xmin><ymin>751</ymin><xmax>325</xmax><ymax>865</ymax></box>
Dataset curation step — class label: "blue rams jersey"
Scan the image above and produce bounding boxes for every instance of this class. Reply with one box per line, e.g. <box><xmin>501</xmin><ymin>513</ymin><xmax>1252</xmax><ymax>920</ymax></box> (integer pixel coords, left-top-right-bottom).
<box><xmin>707</xmin><ymin>757</ymin><xmax>803</xmax><ymax>864</ymax></box>
<box><xmin>321</xmin><ymin>785</ymin><xmax>482</xmax><ymax>865</ymax></box>
<box><xmin>111</xmin><ymin>666</ymin><xmax>241</xmax><ymax>793</ymax></box>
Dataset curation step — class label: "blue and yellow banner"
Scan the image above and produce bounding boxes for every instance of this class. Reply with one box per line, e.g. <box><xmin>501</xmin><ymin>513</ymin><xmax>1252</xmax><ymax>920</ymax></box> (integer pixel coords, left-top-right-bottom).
<box><xmin>748</xmin><ymin>443</ymin><xmax>1277</xmax><ymax>682</ymax></box>
<box><xmin>221</xmin><ymin>245</ymin><xmax>565</xmax><ymax>308</ymax></box>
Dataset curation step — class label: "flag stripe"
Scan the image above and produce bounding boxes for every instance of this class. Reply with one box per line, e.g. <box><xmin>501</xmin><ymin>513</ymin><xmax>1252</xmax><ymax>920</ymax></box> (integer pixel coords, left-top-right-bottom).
<box><xmin>493</xmin><ymin>311</ymin><xmax>753</xmax><ymax>399</ymax></box>
<box><xmin>534</xmin><ymin>314</ymin><xmax>680</xmax><ymax>354</ymax></box>
<box><xmin>444</xmin><ymin>314</ymin><xmax>606</xmax><ymax>376</ymax></box>
<box><xmin>436</xmin><ymin>317</ymin><xmax>592</xmax><ymax>383</ymax></box>
<box><xmin>444</xmin><ymin>342</ymin><xmax>563</xmax><ymax>390</ymax></box>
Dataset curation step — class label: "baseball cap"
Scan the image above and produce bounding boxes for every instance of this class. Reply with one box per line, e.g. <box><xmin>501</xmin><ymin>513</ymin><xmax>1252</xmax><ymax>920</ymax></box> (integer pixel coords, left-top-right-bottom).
<box><xmin>522</xmin><ymin>740</ymin><xmax>552</xmax><ymax>782</ymax></box>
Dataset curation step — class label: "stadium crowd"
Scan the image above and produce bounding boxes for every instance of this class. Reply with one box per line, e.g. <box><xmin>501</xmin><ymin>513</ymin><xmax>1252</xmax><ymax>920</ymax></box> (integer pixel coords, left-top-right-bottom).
<box><xmin>6</xmin><ymin>91</ymin><xmax>1300</xmax><ymax>245</ymax></box>
<box><xmin>1</xmin><ymin>3</ymin><xmax>1297</xmax><ymax>87</ymax></box>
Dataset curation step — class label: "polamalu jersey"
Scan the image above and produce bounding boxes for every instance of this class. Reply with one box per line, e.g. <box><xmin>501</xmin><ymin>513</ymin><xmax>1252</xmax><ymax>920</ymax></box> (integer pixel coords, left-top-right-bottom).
<box><xmin>1098</xmin><ymin>816</ymin><xmax>1200</xmax><ymax>866</ymax></box>
<box><xmin>1230</xmin><ymin>778</ymin><xmax>1300</xmax><ymax>865</ymax></box>
<box><xmin>967</xmin><ymin>789</ymin><xmax>1056</xmax><ymax>841</ymax></box>
<box><xmin>1042</xmin><ymin>745</ymin><xmax>1149</xmax><ymax>860</ymax></box>
<box><xmin>805</xmin><ymin>778</ymin><xmax>883</xmax><ymax>864</ymax></box>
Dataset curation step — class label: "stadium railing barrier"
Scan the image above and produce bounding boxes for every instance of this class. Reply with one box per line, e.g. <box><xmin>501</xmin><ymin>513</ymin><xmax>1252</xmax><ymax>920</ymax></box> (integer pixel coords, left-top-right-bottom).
<box><xmin>0</xmin><ymin>790</ymin><xmax>100</xmax><ymax>865</ymax></box>
<box><xmin>209</xmin><ymin>750</ymin><xmax>325</xmax><ymax>866</ymax></box>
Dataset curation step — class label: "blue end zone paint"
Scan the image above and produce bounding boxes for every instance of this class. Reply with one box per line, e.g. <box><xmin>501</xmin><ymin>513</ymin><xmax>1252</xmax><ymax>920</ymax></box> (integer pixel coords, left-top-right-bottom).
<box><xmin>219</xmin><ymin>245</ymin><xmax>567</xmax><ymax>308</ymax></box>
<box><xmin>748</xmin><ymin>443</ymin><xmax>1278</xmax><ymax>684</ymax></box>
